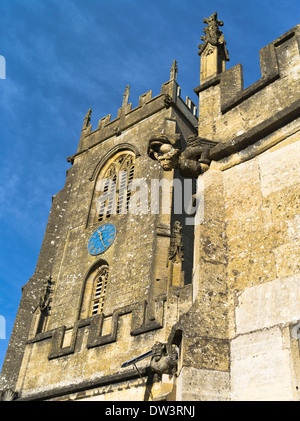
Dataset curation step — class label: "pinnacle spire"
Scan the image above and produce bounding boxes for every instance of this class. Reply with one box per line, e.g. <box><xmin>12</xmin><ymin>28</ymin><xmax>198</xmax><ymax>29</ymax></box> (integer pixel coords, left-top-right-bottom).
<box><xmin>198</xmin><ymin>12</ymin><xmax>229</xmax><ymax>82</ymax></box>
<box><xmin>83</xmin><ymin>108</ymin><xmax>92</xmax><ymax>129</ymax></box>
<box><xmin>122</xmin><ymin>85</ymin><xmax>130</xmax><ymax>108</ymax></box>
<box><xmin>170</xmin><ymin>60</ymin><xmax>178</xmax><ymax>81</ymax></box>
<box><xmin>198</xmin><ymin>11</ymin><xmax>229</xmax><ymax>57</ymax></box>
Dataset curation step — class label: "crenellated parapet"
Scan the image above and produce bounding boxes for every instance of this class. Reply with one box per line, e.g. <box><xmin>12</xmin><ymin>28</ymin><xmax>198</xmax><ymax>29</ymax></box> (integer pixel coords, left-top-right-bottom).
<box><xmin>195</xmin><ymin>24</ymin><xmax>300</xmax><ymax>159</ymax></box>
<box><xmin>71</xmin><ymin>69</ymin><xmax>198</xmax><ymax>161</ymax></box>
<box><xmin>27</xmin><ymin>294</ymin><xmax>167</xmax><ymax>360</ymax></box>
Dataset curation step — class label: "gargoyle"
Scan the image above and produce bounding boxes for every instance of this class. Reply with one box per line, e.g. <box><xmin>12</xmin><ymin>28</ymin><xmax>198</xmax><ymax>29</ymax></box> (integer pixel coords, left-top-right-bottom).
<box><xmin>148</xmin><ymin>134</ymin><xmax>217</xmax><ymax>178</ymax></box>
<box><xmin>150</xmin><ymin>341</ymin><xmax>178</xmax><ymax>376</ymax></box>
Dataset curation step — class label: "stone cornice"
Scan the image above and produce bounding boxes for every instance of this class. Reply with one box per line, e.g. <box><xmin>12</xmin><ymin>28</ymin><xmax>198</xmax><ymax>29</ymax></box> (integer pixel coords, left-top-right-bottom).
<box><xmin>210</xmin><ymin>99</ymin><xmax>300</xmax><ymax>161</ymax></box>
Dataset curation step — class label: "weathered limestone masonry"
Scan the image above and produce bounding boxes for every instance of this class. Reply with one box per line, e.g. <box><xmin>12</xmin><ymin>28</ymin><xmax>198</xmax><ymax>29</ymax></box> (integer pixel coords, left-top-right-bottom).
<box><xmin>0</xmin><ymin>62</ymin><xmax>197</xmax><ymax>401</ymax></box>
<box><xmin>1</xmin><ymin>13</ymin><xmax>300</xmax><ymax>401</ymax></box>
<box><xmin>173</xmin><ymin>19</ymin><xmax>300</xmax><ymax>400</ymax></box>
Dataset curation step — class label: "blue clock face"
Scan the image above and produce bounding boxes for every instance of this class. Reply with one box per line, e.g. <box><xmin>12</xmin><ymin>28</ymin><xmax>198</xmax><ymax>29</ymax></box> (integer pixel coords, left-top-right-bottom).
<box><xmin>87</xmin><ymin>223</ymin><xmax>116</xmax><ymax>255</ymax></box>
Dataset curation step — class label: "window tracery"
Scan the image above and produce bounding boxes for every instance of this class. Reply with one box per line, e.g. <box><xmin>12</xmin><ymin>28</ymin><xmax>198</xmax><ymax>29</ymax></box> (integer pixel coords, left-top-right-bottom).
<box><xmin>79</xmin><ymin>262</ymin><xmax>109</xmax><ymax>319</ymax></box>
<box><xmin>90</xmin><ymin>151</ymin><xmax>135</xmax><ymax>225</ymax></box>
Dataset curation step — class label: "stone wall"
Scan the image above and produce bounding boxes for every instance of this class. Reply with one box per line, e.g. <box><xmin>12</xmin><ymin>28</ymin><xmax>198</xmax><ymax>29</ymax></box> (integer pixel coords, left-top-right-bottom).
<box><xmin>175</xmin><ymin>24</ymin><xmax>300</xmax><ymax>401</ymax></box>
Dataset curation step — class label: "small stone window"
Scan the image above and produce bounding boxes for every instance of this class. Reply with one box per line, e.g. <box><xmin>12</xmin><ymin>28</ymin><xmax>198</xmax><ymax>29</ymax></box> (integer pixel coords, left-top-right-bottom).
<box><xmin>79</xmin><ymin>261</ymin><xmax>109</xmax><ymax>319</ymax></box>
<box><xmin>90</xmin><ymin>265</ymin><xmax>109</xmax><ymax>316</ymax></box>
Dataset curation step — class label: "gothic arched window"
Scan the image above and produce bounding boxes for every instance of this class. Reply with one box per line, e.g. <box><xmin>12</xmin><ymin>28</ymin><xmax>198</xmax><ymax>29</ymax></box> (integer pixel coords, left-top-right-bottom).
<box><xmin>89</xmin><ymin>151</ymin><xmax>135</xmax><ymax>225</ymax></box>
<box><xmin>90</xmin><ymin>265</ymin><xmax>109</xmax><ymax>316</ymax></box>
<box><xmin>79</xmin><ymin>262</ymin><xmax>109</xmax><ymax>319</ymax></box>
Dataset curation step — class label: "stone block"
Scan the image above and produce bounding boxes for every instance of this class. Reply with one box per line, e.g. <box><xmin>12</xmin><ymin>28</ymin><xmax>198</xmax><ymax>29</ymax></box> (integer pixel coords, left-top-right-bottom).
<box><xmin>235</xmin><ymin>274</ymin><xmax>300</xmax><ymax>335</ymax></box>
<box><xmin>177</xmin><ymin>367</ymin><xmax>230</xmax><ymax>401</ymax></box>
<box><xmin>231</xmin><ymin>327</ymin><xmax>294</xmax><ymax>400</ymax></box>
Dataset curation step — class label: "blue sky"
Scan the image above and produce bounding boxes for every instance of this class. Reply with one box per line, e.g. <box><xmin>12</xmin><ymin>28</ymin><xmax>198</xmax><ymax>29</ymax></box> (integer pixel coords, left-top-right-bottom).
<box><xmin>0</xmin><ymin>0</ymin><xmax>299</xmax><ymax>372</ymax></box>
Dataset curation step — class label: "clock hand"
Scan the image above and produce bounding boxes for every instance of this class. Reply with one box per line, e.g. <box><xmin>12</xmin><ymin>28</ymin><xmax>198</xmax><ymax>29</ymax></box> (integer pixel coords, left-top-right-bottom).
<box><xmin>97</xmin><ymin>230</ymin><xmax>106</xmax><ymax>248</ymax></box>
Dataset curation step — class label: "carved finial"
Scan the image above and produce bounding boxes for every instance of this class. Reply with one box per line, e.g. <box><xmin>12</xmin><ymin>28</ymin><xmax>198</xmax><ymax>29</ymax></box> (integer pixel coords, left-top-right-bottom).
<box><xmin>122</xmin><ymin>85</ymin><xmax>130</xmax><ymax>108</ymax></box>
<box><xmin>83</xmin><ymin>108</ymin><xmax>92</xmax><ymax>128</ymax></box>
<box><xmin>198</xmin><ymin>11</ymin><xmax>229</xmax><ymax>60</ymax></box>
<box><xmin>201</xmin><ymin>11</ymin><xmax>224</xmax><ymax>46</ymax></box>
<box><xmin>198</xmin><ymin>12</ymin><xmax>229</xmax><ymax>82</ymax></box>
<box><xmin>170</xmin><ymin>60</ymin><xmax>178</xmax><ymax>81</ymax></box>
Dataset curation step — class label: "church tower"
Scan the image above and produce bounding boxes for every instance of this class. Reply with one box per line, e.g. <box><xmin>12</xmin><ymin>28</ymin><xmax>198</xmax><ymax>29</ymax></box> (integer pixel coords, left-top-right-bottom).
<box><xmin>1</xmin><ymin>13</ymin><xmax>300</xmax><ymax>401</ymax></box>
<box><xmin>0</xmin><ymin>57</ymin><xmax>200</xmax><ymax>401</ymax></box>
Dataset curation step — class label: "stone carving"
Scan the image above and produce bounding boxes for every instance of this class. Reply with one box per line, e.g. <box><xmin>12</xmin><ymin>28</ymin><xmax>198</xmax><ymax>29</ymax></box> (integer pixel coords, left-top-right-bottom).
<box><xmin>168</xmin><ymin>221</ymin><xmax>184</xmax><ymax>265</ymax></box>
<box><xmin>164</xmin><ymin>94</ymin><xmax>173</xmax><ymax>109</ymax></box>
<box><xmin>150</xmin><ymin>342</ymin><xmax>178</xmax><ymax>376</ymax></box>
<box><xmin>0</xmin><ymin>389</ymin><xmax>18</xmax><ymax>401</ymax></box>
<box><xmin>34</xmin><ymin>276</ymin><xmax>54</xmax><ymax>316</ymax></box>
<box><xmin>122</xmin><ymin>85</ymin><xmax>130</xmax><ymax>107</ymax></box>
<box><xmin>83</xmin><ymin>108</ymin><xmax>92</xmax><ymax>128</ymax></box>
<box><xmin>114</xmin><ymin>125</ymin><xmax>122</xmax><ymax>136</ymax></box>
<box><xmin>170</xmin><ymin>59</ymin><xmax>178</xmax><ymax>81</ymax></box>
<box><xmin>198</xmin><ymin>11</ymin><xmax>229</xmax><ymax>60</ymax></box>
<box><xmin>148</xmin><ymin>133</ymin><xmax>217</xmax><ymax>177</ymax></box>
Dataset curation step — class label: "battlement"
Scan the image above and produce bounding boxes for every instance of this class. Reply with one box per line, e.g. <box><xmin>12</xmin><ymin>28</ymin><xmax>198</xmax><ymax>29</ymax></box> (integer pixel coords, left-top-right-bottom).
<box><xmin>73</xmin><ymin>76</ymin><xmax>198</xmax><ymax>159</ymax></box>
<box><xmin>195</xmin><ymin>24</ymin><xmax>300</xmax><ymax>158</ymax></box>
<box><xmin>27</xmin><ymin>294</ymin><xmax>167</xmax><ymax>360</ymax></box>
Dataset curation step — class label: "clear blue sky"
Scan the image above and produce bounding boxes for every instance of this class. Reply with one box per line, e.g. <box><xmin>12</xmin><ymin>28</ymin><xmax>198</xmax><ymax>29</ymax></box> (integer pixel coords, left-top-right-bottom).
<box><xmin>0</xmin><ymin>0</ymin><xmax>299</xmax><ymax>372</ymax></box>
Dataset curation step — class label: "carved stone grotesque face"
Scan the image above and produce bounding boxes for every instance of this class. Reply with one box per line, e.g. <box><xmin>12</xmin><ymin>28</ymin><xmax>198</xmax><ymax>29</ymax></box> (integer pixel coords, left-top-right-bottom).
<box><xmin>151</xmin><ymin>342</ymin><xmax>165</xmax><ymax>361</ymax></box>
<box><xmin>150</xmin><ymin>341</ymin><xmax>178</xmax><ymax>376</ymax></box>
<box><xmin>153</xmin><ymin>143</ymin><xmax>180</xmax><ymax>171</ymax></box>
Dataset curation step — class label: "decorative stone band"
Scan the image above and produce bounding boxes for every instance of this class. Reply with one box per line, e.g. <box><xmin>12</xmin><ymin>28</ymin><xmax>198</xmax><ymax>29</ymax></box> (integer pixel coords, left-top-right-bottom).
<box><xmin>27</xmin><ymin>294</ymin><xmax>166</xmax><ymax>360</ymax></box>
